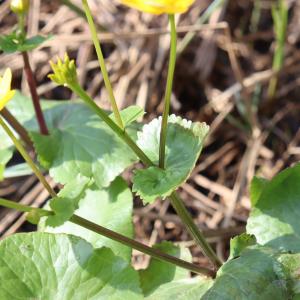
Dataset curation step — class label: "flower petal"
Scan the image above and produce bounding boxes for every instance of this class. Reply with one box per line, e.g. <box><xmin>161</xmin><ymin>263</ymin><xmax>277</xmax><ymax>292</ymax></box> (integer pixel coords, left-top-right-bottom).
<box><xmin>0</xmin><ymin>90</ymin><xmax>15</xmax><ymax>111</ymax></box>
<box><xmin>121</xmin><ymin>0</ymin><xmax>195</xmax><ymax>14</ymax></box>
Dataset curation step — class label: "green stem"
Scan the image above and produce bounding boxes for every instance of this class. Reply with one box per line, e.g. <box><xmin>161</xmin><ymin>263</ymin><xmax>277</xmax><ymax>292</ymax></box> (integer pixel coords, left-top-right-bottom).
<box><xmin>61</xmin><ymin>0</ymin><xmax>86</xmax><ymax>19</ymax></box>
<box><xmin>81</xmin><ymin>0</ymin><xmax>124</xmax><ymax>130</ymax></box>
<box><xmin>70</xmin><ymin>83</ymin><xmax>153</xmax><ymax>166</ymax></box>
<box><xmin>0</xmin><ymin>108</ymin><xmax>34</xmax><ymax>151</ymax></box>
<box><xmin>70</xmin><ymin>82</ymin><xmax>221</xmax><ymax>268</ymax></box>
<box><xmin>17</xmin><ymin>13</ymin><xmax>26</xmax><ymax>40</ymax></box>
<box><xmin>159</xmin><ymin>14</ymin><xmax>177</xmax><ymax>169</ymax></box>
<box><xmin>0</xmin><ymin>197</ymin><xmax>214</xmax><ymax>277</ymax></box>
<box><xmin>0</xmin><ymin>117</ymin><xmax>55</xmax><ymax>198</ymax></box>
<box><xmin>70</xmin><ymin>215</ymin><xmax>215</xmax><ymax>276</ymax></box>
<box><xmin>0</xmin><ymin>198</ymin><xmax>49</xmax><ymax>215</ymax></box>
<box><xmin>170</xmin><ymin>192</ymin><xmax>223</xmax><ymax>268</ymax></box>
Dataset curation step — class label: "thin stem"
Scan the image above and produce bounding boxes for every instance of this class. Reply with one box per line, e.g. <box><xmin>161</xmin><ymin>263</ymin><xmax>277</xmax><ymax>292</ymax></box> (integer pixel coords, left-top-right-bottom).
<box><xmin>70</xmin><ymin>215</ymin><xmax>215</xmax><ymax>276</ymax></box>
<box><xmin>22</xmin><ymin>52</ymin><xmax>49</xmax><ymax>135</ymax></box>
<box><xmin>0</xmin><ymin>117</ymin><xmax>55</xmax><ymax>198</ymax></box>
<box><xmin>159</xmin><ymin>14</ymin><xmax>177</xmax><ymax>168</ymax></box>
<box><xmin>0</xmin><ymin>197</ymin><xmax>215</xmax><ymax>277</ymax></box>
<box><xmin>0</xmin><ymin>198</ymin><xmax>49</xmax><ymax>215</ymax></box>
<box><xmin>170</xmin><ymin>192</ymin><xmax>223</xmax><ymax>269</ymax></box>
<box><xmin>70</xmin><ymin>82</ymin><xmax>221</xmax><ymax>268</ymax></box>
<box><xmin>70</xmin><ymin>83</ymin><xmax>153</xmax><ymax>166</ymax></box>
<box><xmin>61</xmin><ymin>0</ymin><xmax>86</xmax><ymax>19</ymax></box>
<box><xmin>17</xmin><ymin>13</ymin><xmax>26</xmax><ymax>40</ymax></box>
<box><xmin>1</xmin><ymin>89</ymin><xmax>220</xmax><ymax>271</ymax></box>
<box><xmin>0</xmin><ymin>108</ymin><xmax>34</xmax><ymax>151</ymax></box>
<box><xmin>81</xmin><ymin>0</ymin><xmax>124</xmax><ymax>130</ymax></box>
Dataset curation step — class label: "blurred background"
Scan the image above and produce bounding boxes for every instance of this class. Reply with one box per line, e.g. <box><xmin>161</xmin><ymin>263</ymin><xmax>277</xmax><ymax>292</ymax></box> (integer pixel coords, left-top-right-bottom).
<box><xmin>0</xmin><ymin>0</ymin><xmax>299</xmax><ymax>269</ymax></box>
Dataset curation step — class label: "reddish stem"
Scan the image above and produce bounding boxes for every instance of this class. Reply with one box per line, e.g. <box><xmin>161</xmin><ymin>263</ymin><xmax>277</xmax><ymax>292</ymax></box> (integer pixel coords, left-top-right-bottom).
<box><xmin>22</xmin><ymin>51</ymin><xmax>49</xmax><ymax>135</ymax></box>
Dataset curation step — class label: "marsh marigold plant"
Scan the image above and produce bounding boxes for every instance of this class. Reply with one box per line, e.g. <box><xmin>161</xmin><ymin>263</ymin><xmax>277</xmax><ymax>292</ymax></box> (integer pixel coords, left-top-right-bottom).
<box><xmin>121</xmin><ymin>0</ymin><xmax>195</xmax><ymax>14</ymax></box>
<box><xmin>0</xmin><ymin>68</ymin><xmax>15</xmax><ymax>111</ymax></box>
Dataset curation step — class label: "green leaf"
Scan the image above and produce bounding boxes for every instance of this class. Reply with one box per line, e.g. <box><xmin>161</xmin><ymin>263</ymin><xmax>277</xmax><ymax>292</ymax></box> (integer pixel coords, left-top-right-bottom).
<box><xmin>229</xmin><ymin>233</ymin><xmax>256</xmax><ymax>260</ymax></box>
<box><xmin>46</xmin><ymin>175</ymin><xmax>90</xmax><ymax>227</ymax></box>
<box><xmin>3</xmin><ymin>162</ymin><xmax>33</xmax><ymax>178</ymax></box>
<box><xmin>31</xmin><ymin>101</ymin><xmax>138</xmax><ymax>188</ymax></box>
<box><xmin>30</xmin><ymin>131</ymin><xmax>60</xmax><ymax>169</ymax></box>
<box><xmin>0</xmin><ymin>34</ymin><xmax>52</xmax><ymax>53</ymax></box>
<box><xmin>0</xmin><ymin>34</ymin><xmax>19</xmax><ymax>53</ymax></box>
<box><xmin>17</xmin><ymin>35</ymin><xmax>53</xmax><ymax>52</ymax></box>
<box><xmin>278</xmin><ymin>253</ymin><xmax>300</xmax><ymax>297</ymax></box>
<box><xmin>250</xmin><ymin>176</ymin><xmax>269</xmax><ymax>206</ymax></box>
<box><xmin>133</xmin><ymin>115</ymin><xmax>209</xmax><ymax>203</ymax></box>
<box><xmin>39</xmin><ymin>177</ymin><xmax>134</xmax><ymax>261</ymax></box>
<box><xmin>0</xmin><ymin>232</ymin><xmax>143</xmax><ymax>299</ymax></box>
<box><xmin>0</xmin><ymin>148</ymin><xmax>12</xmax><ymax>180</ymax></box>
<box><xmin>0</xmin><ymin>91</ymin><xmax>60</xmax><ymax>150</ymax></box>
<box><xmin>1</xmin><ymin>92</ymin><xmax>138</xmax><ymax>187</ymax></box>
<box><xmin>202</xmin><ymin>247</ymin><xmax>289</xmax><ymax>300</ymax></box>
<box><xmin>146</xmin><ymin>277</ymin><xmax>213</xmax><ymax>300</ymax></box>
<box><xmin>26</xmin><ymin>209</ymin><xmax>45</xmax><ymax>225</ymax></box>
<box><xmin>247</xmin><ymin>164</ymin><xmax>300</xmax><ymax>252</ymax></box>
<box><xmin>140</xmin><ymin>241</ymin><xmax>191</xmax><ymax>296</ymax></box>
<box><xmin>110</xmin><ymin>105</ymin><xmax>145</xmax><ymax>127</ymax></box>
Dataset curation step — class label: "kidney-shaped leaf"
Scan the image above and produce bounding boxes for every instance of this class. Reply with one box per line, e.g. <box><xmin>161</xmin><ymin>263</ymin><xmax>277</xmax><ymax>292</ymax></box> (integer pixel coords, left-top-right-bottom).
<box><xmin>247</xmin><ymin>164</ymin><xmax>300</xmax><ymax>252</ymax></box>
<box><xmin>277</xmin><ymin>252</ymin><xmax>300</xmax><ymax>297</ymax></box>
<box><xmin>146</xmin><ymin>277</ymin><xmax>213</xmax><ymax>300</ymax></box>
<box><xmin>45</xmin><ymin>175</ymin><xmax>91</xmax><ymax>227</ymax></box>
<box><xmin>39</xmin><ymin>177</ymin><xmax>134</xmax><ymax>262</ymax></box>
<box><xmin>202</xmin><ymin>247</ymin><xmax>289</xmax><ymax>300</ymax></box>
<box><xmin>0</xmin><ymin>232</ymin><xmax>142</xmax><ymax>300</ymax></box>
<box><xmin>31</xmin><ymin>101</ymin><xmax>138</xmax><ymax>188</ymax></box>
<box><xmin>133</xmin><ymin>115</ymin><xmax>209</xmax><ymax>203</ymax></box>
<box><xmin>140</xmin><ymin>241</ymin><xmax>191</xmax><ymax>296</ymax></box>
<box><xmin>2</xmin><ymin>92</ymin><xmax>138</xmax><ymax>187</ymax></box>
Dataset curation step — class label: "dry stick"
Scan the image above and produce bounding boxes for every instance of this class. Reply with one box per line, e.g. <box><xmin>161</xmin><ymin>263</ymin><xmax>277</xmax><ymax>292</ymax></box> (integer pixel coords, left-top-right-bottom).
<box><xmin>0</xmin><ymin>118</ymin><xmax>214</xmax><ymax>277</ymax></box>
<box><xmin>43</xmin><ymin>23</ymin><xmax>229</xmax><ymax>47</ymax></box>
<box><xmin>0</xmin><ymin>107</ymin><xmax>33</xmax><ymax>150</ymax></box>
<box><xmin>22</xmin><ymin>51</ymin><xmax>49</xmax><ymax>135</ymax></box>
<box><xmin>223</xmin><ymin>24</ymin><xmax>258</xmax><ymax>133</ymax></box>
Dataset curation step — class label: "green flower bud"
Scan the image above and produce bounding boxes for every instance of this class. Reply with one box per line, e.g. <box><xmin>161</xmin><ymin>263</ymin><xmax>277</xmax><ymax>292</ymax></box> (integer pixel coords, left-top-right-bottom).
<box><xmin>48</xmin><ymin>53</ymin><xmax>78</xmax><ymax>87</ymax></box>
<box><xmin>10</xmin><ymin>0</ymin><xmax>30</xmax><ymax>15</ymax></box>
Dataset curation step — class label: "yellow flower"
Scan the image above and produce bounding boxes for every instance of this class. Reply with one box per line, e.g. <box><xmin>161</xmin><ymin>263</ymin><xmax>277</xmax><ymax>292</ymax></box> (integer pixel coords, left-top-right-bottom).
<box><xmin>10</xmin><ymin>0</ymin><xmax>30</xmax><ymax>14</ymax></box>
<box><xmin>0</xmin><ymin>69</ymin><xmax>15</xmax><ymax>111</ymax></box>
<box><xmin>121</xmin><ymin>0</ymin><xmax>195</xmax><ymax>14</ymax></box>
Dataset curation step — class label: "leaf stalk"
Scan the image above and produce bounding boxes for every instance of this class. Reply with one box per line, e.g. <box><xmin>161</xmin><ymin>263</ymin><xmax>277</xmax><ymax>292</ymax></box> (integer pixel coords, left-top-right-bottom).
<box><xmin>0</xmin><ymin>197</ymin><xmax>215</xmax><ymax>277</ymax></box>
<box><xmin>159</xmin><ymin>14</ymin><xmax>177</xmax><ymax>169</ymax></box>
<box><xmin>0</xmin><ymin>117</ymin><xmax>54</xmax><ymax>197</ymax></box>
<box><xmin>170</xmin><ymin>192</ymin><xmax>223</xmax><ymax>268</ymax></box>
<box><xmin>82</xmin><ymin>0</ymin><xmax>124</xmax><ymax>130</ymax></box>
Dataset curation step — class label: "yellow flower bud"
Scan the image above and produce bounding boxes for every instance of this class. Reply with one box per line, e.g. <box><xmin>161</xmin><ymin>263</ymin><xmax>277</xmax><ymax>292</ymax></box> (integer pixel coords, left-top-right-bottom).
<box><xmin>10</xmin><ymin>0</ymin><xmax>30</xmax><ymax>15</ymax></box>
<box><xmin>121</xmin><ymin>0</ymin><xmax>195</xmax><ymax>14</ymax></box>
<box><xmin>48</xmin><ymin>53</ymin><xmax>78</xmax><ymax>87</ymax></box>
<box><xmin>0</xmin><ymin>69</ymin><xmax>16</xmax><ymax>111</ymax></box>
